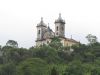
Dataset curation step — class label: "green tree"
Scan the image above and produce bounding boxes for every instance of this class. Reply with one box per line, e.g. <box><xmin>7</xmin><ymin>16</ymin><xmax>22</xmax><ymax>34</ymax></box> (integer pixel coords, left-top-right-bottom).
<box><xmin>0</xmin><ymin>45</ymin><xmax>3</xmax><ymax>56</ymax></box>
<box><xmin>6</xmin><ymin>40</ymin><xmax>18</xmax><ymax>48</ymax></box>
<box><xmin>86</xmin><ymin>34</ymin><xmax>97</xmax><ymax>45</ymax></box>
<box><xmin>49</xmin><ymin>37</ymin><xmax>63</xmax><ymax>50</ymax></box>
<box><xmin>17</xmin><ymin>58</ymin><xmax>47</xmax><ymax>75</ymax></box>
<box><xmin>51</xmin><ymin>67</ymin><xmax>59</xmax><ymax>75</ymax></box>
<box><xmin>0</xmin><ymin>45</ymin><xmax>1</xmax><ymax>50</ymax></box>
<box><xmin>64</xmin><ymin>61</ymin><xmax>85</xmax><ymax>75</ymax></box>
<box><xmin>30</xmin><ymin>45</ymin><xmax>60</xmax><ymax>63</ymax></box>
<box><xmin>91</xmin><ymin>67</ymin><xmax>100</xmax><ymax>75</ymax></box>
<box><xmin>0</xmin><ymin>62</ymin><xmax>16</xmax><ymax>75</ymax></box>
<box><xmin>2</xmin><ymin>46</ymin><xmax>31</xmax><ymax>63</ymax></box>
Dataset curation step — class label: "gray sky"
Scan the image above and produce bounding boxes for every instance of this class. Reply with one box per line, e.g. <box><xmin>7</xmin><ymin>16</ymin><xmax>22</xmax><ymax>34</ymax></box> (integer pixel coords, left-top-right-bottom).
<box><xmin>0</xmin><ymin>0</ymin><xmax>100</xmax><ymax>48</ymax></box>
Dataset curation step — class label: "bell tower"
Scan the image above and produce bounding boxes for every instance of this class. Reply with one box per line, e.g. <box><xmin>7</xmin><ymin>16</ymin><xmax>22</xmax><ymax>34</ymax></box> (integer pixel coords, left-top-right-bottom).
<box><xmin>36</xmin><ymin>17</ymin><xmax>47</xmax><ymax>40</ymax></box>
<box><xmin>55</xmin><ymin>13</ymin><xmax>65</xmax><ymax>37</ymax></box>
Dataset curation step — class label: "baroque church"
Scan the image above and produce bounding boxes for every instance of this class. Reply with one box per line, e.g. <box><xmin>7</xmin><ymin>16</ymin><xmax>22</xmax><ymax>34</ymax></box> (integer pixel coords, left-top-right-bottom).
<box><xmin>36</xmin><ymin>14</ymin><xmax>79</xmax><ymax>47</ymax></box>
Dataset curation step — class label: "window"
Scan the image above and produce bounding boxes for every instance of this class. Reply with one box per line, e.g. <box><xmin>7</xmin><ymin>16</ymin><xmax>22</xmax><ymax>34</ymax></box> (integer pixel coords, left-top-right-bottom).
<box><xmin>62</xmin><ymin>27</ymin><xmax>63</xmax><ymax>30</ymax></box>
<box><xmin>56</xmin><ymin>32</ymin><xmax>58</xmax><ymax>35</ymax></box>
<box><xmin>38</xmin><ymin>30</ymin><xmax>40</xmax><ymax>34</ymax></box>
<box><xmin>56</xmin><ymin>26</ymin><xmax>58</xmax><ymax>31</ymax></box>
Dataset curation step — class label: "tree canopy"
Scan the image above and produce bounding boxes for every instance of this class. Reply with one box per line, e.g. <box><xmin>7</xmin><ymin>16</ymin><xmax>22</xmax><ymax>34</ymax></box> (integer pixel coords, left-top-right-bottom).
<box><xmin>0</xmin><ymin>37</ymin><xmax>100</xmax><ymax>75</ymax></box>
<box><xmin>6</xmin><ymin>40</ymin><xmax>18</xmax><ymax>48</ymax></box>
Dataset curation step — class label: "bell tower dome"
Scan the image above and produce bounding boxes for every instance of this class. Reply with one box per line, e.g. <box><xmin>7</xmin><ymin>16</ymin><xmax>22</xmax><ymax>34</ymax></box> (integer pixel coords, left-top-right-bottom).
<box><xmin>55</xmin><ymin>13</ymin><xmax>65</xmax><ymax>37</ymax></box>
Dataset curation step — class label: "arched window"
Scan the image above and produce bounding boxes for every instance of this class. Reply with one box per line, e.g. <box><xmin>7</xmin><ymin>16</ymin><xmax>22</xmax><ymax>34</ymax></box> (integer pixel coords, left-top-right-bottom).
<box><xmin>56</xmin><ymin>26</ymin><xmax>58</xmax><ymax>31</ymax></box>
<box><xmin>38</xmin><ymin>30</ymin><xmax>40</xmax><ymax>34</ymax></box>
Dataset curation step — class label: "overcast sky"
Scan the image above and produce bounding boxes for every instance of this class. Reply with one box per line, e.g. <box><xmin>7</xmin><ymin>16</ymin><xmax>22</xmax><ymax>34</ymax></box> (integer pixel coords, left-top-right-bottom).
<box><xmin>0</xmin><ymin>0</ymin><xmax>100</xmax><ymax>48</ymax></box>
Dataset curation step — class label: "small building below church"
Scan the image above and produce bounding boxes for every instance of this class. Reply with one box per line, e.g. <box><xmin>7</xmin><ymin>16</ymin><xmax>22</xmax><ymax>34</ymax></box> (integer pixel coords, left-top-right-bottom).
<box><xmin>36</xmin><ymin>14</ymin><xmax>79</xmax><ymax>47</ymax></box>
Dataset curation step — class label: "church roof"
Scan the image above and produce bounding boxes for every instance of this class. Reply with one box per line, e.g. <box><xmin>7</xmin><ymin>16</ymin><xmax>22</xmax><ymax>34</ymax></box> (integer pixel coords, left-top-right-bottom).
<box><xmin>55</xmin><ymin>13</ymin><xmax>65</xmax><ymax>24</ymax></box>
<box><xmin>47</xmin><ymin>25</ymin><xmax>52</xmax><ymax>32</ymax></box>
<box><xmin>42</xmin><ymin>25</ymin><xmax>54</xmax><ymax>39</ymax></box>
<box><xmin>37</xmin><ymin>17</ymin><xmax>47</xmax><ymax>27</ymax></box>
<box><xmin>64</xmin><ymin>37</ymin><xmax>79</xmax><ymax>43</ymax></box>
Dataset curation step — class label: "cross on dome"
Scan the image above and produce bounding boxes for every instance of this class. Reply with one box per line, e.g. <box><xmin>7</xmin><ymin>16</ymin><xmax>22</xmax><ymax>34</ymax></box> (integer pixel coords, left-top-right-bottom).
<box><xmin>59</xmin><ymin>13</ymin><xmax>62</xmax><ymax>19</ymax></box>
<box><xmin>41</xmin><ymin>17</ymin><xmax>43</xmax><ymax>22</ymax></box>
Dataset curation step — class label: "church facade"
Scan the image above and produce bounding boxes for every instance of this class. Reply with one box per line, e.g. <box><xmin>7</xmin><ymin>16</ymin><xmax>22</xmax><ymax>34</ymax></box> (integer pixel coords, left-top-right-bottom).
<box><xmin>36</xmin><ymin>14</ymin><xmax>79</xmax><ymax>47</ymax></box>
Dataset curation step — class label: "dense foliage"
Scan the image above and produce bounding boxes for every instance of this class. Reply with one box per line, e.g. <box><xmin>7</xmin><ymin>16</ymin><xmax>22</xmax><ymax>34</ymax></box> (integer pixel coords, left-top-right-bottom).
<box><xmin>0</xmin><ymin>37</ymin><xmax>100</xmax><ymax>75</ymax></box>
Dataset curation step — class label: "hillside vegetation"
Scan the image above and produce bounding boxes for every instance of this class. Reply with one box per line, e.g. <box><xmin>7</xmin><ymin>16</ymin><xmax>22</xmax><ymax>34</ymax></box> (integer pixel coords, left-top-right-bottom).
<box><xmin>0</xmin><ymin>35</ymin><xmax>100</xmax><ymax>75</ymax></box>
